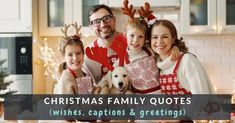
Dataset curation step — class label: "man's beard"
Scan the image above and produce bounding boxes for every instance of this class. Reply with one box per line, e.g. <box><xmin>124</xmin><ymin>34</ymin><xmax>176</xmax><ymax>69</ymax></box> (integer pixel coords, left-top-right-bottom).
<box><xmin>103</xmin><ymin>30</ymin><xmax>115</xmax><ymax>39</ymax></box>
<box><xmin>98</xmin><ymin>27</ymin><xmax>115</xmax><ymax>39</ymax></box>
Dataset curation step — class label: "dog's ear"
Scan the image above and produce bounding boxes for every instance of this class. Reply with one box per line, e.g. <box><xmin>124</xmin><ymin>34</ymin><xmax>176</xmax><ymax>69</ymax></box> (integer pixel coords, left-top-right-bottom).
<box><xmin>106</xmin><ymin>71</ymin><xmax>113</xmax><ymax>89</ymax></box>
<box><xmin>108</xmin><ymin>80</ymin><xmax>112</xmax><ymax>89</ymax></box>
<box><xmin>128</xmin><ymin>79</ymin><xmax>133</xmax><ymax>90</ymax></box>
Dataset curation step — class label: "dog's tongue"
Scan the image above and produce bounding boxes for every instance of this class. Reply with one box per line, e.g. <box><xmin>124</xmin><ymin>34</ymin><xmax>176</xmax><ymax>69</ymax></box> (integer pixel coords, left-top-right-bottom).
<box><xmin>118</xmin><ymin>87</ymin><xmax>125</xmax><ymax>92</ymax></box>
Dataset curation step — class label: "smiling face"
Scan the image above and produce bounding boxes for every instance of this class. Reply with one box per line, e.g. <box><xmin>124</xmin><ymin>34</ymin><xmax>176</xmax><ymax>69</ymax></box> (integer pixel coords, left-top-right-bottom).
<box><xmin>64</xmin><ymin>45</ymin><xmax>84</xmax><ymax>71</ymax></box>
<box><xmin>89</xmin><ymin>8</ymin><xmax>116</xmax><ymax>39</ymax></box>
<box><xmin>126</xmin><ymin>27</ymin><xmax>145</xmax><ymax>52</ymax></box>
<box><xmin>151</xmin><ymin>24</ymin><xmax>175</xmax><ymax>60</ymax></box>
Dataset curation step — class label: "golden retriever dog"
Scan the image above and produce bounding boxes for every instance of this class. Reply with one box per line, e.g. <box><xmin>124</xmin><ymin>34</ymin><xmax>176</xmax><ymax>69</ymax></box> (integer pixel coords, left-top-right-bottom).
<box><xmin>94</xmin><ymin>67</ymin><xmax>133</xmax><ymax>123</ymax></box>
<box><xmin>108</xmin><ymin>66</ymin><xmax>132</xmax><ymax>94</ymax></box>
<box><xmin>95</xmin><ymin>67</ymin><xmax>132</xmax><ymax>94</ymax></box>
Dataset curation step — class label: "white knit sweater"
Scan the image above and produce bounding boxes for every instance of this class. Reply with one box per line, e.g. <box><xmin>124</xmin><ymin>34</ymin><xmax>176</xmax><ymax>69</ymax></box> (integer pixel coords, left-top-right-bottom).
<box><xmin>157</xmin><ymin>53</ymin><xmax>214</xmax><ymax>94</ymax></box>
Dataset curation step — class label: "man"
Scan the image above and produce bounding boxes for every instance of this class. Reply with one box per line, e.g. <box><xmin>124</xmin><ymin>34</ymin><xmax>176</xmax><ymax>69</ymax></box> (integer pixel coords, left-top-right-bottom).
<box><xmin>83</xmin><ymin>4</ymin><xmax>124</xmax><ymax>84</ymax></box>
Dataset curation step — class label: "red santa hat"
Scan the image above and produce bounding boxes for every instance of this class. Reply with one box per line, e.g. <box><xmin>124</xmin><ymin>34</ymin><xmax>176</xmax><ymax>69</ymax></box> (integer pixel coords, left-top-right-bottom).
<box><xmin>138</xmin><ymin>2</ymin><xmax>157</xmax><ymax>26</ymax></box>
<box><xmin>146</xmin><ymin>13</ymin><xmax>157</xmax><ymax>26</ymax></box>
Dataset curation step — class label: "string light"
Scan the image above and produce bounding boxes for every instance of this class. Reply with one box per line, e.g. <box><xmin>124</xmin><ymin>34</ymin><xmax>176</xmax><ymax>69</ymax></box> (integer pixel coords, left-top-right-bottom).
<box><xmin>36</xmin><ymin>38</ymin><xmax>60</xmax><ymax>81</ymax></box>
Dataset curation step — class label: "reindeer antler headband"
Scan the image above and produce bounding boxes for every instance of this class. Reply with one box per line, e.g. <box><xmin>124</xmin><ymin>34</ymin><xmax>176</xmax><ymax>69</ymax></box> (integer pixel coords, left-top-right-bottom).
<box><xmin>71</xmin><ymin>22</ymin><xmax>82</xmax><ymax>39</ymax></box>
<box><xmin>60</xmin><ymin>22</ymin><xmax>82</xmax><ymax>52</ymax></box>
<box><xmin>61</xmin><ymin>22</ymin><xmax>82</xmax><ymax>40</ymax></box>
<box><xmin>61</xmin><ymin>24</ymin><xmax>70</xmax><ymax>39</ymax></box>
<box><xmin>122</xmin><ymin>0</ymin><xmax>157</xmax><ymax>25</ymax></box>
<box><xmin>138</xmin><ymin>2</ymin><xmax>153</xmax><ymax>20</ymax></box>
<box><xmin>121</xmin><ymin>0</ymin><xmax>136</xmax><ymax>22</ymax></box>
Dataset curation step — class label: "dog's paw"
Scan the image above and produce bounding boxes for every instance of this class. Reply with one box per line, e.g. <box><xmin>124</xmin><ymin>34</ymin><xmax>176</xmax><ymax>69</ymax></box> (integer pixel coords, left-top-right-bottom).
<box><xmin>125</xmin><ymin>90</ymin><xmax>133</xmax><ymax>94</ymax></box>
<box><xmin>100</xmin><ymin>86</ymin><xmax>110</xmax><ymax>94</ymax></box>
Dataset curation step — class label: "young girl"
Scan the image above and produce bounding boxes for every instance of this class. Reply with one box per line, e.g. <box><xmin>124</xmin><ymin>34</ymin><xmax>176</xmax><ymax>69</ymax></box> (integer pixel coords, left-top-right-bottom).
<box><xmin>55</xmin><ymin>23</ymin><xmax>93</xmax><ymax>94</ymax></box>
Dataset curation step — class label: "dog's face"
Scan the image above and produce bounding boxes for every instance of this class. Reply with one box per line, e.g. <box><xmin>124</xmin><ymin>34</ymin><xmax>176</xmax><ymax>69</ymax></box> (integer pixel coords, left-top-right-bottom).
<box><xmin>111</xmin><ymin>67</ymin><xmax>129</xmax><ymax>93</ymax></box>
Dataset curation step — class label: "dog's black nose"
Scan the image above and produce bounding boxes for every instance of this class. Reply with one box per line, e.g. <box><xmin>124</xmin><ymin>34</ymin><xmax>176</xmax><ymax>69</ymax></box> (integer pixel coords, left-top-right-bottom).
<box><xmin>118</xmin><ymin>82</ymin><xmax>123</xmax><ymax>87</ymax></box>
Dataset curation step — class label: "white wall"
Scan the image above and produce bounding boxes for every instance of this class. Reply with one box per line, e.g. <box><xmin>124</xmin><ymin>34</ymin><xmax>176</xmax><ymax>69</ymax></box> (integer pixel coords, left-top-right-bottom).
<box><xmin>184</xmin><ymin>35</ymin><xmax>235</xmax><ymax>94</ymax></box>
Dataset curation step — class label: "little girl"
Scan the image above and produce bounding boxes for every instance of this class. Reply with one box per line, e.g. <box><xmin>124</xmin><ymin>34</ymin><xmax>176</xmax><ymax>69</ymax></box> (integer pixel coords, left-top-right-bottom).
<box><xmin>55</xmin><ymin>23</ymin><xmax>93</xmax><ymax>94</ymax></box>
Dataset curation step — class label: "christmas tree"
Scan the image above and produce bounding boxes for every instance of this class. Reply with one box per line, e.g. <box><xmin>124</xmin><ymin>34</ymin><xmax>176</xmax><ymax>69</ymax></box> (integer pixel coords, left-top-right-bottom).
<box><xmin>0</xmin><ymin>59</ymin><xmax>17</xmax><ymax>98</ymax></box>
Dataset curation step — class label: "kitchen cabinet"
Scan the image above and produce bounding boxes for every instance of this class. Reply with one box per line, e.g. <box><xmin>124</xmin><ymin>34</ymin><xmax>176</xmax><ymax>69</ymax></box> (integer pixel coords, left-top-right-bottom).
<box><xmin>180</xmin><ymin>0</ymin><xmax>235</xmax><ymax>35</ymax></box>
<box><xmin>99</xmin><ymin>0</ymin><xmax>180</xmax><ymax>7</ymax></box>
<box><xmin>39</xmin><ymin>0</ymin><xmax>100</xmax><ymax>36</ymax></box>
<box><xmin>217</xmin><ymin>0</ymin><xmax>235</xmax><ymax>34</ymax></box>
<box><xmin>0</xmin><ymin>0</ymin><xmax>32</xmax><ymax>32</ymax></box>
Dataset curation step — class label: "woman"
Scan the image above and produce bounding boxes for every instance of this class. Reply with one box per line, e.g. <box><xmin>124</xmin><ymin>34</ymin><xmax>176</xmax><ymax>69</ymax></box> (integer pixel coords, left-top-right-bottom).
<box><xmin>150</xmin><ymin>19</ymin><xmax>214</xmax><ymax>94</ymax></box>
